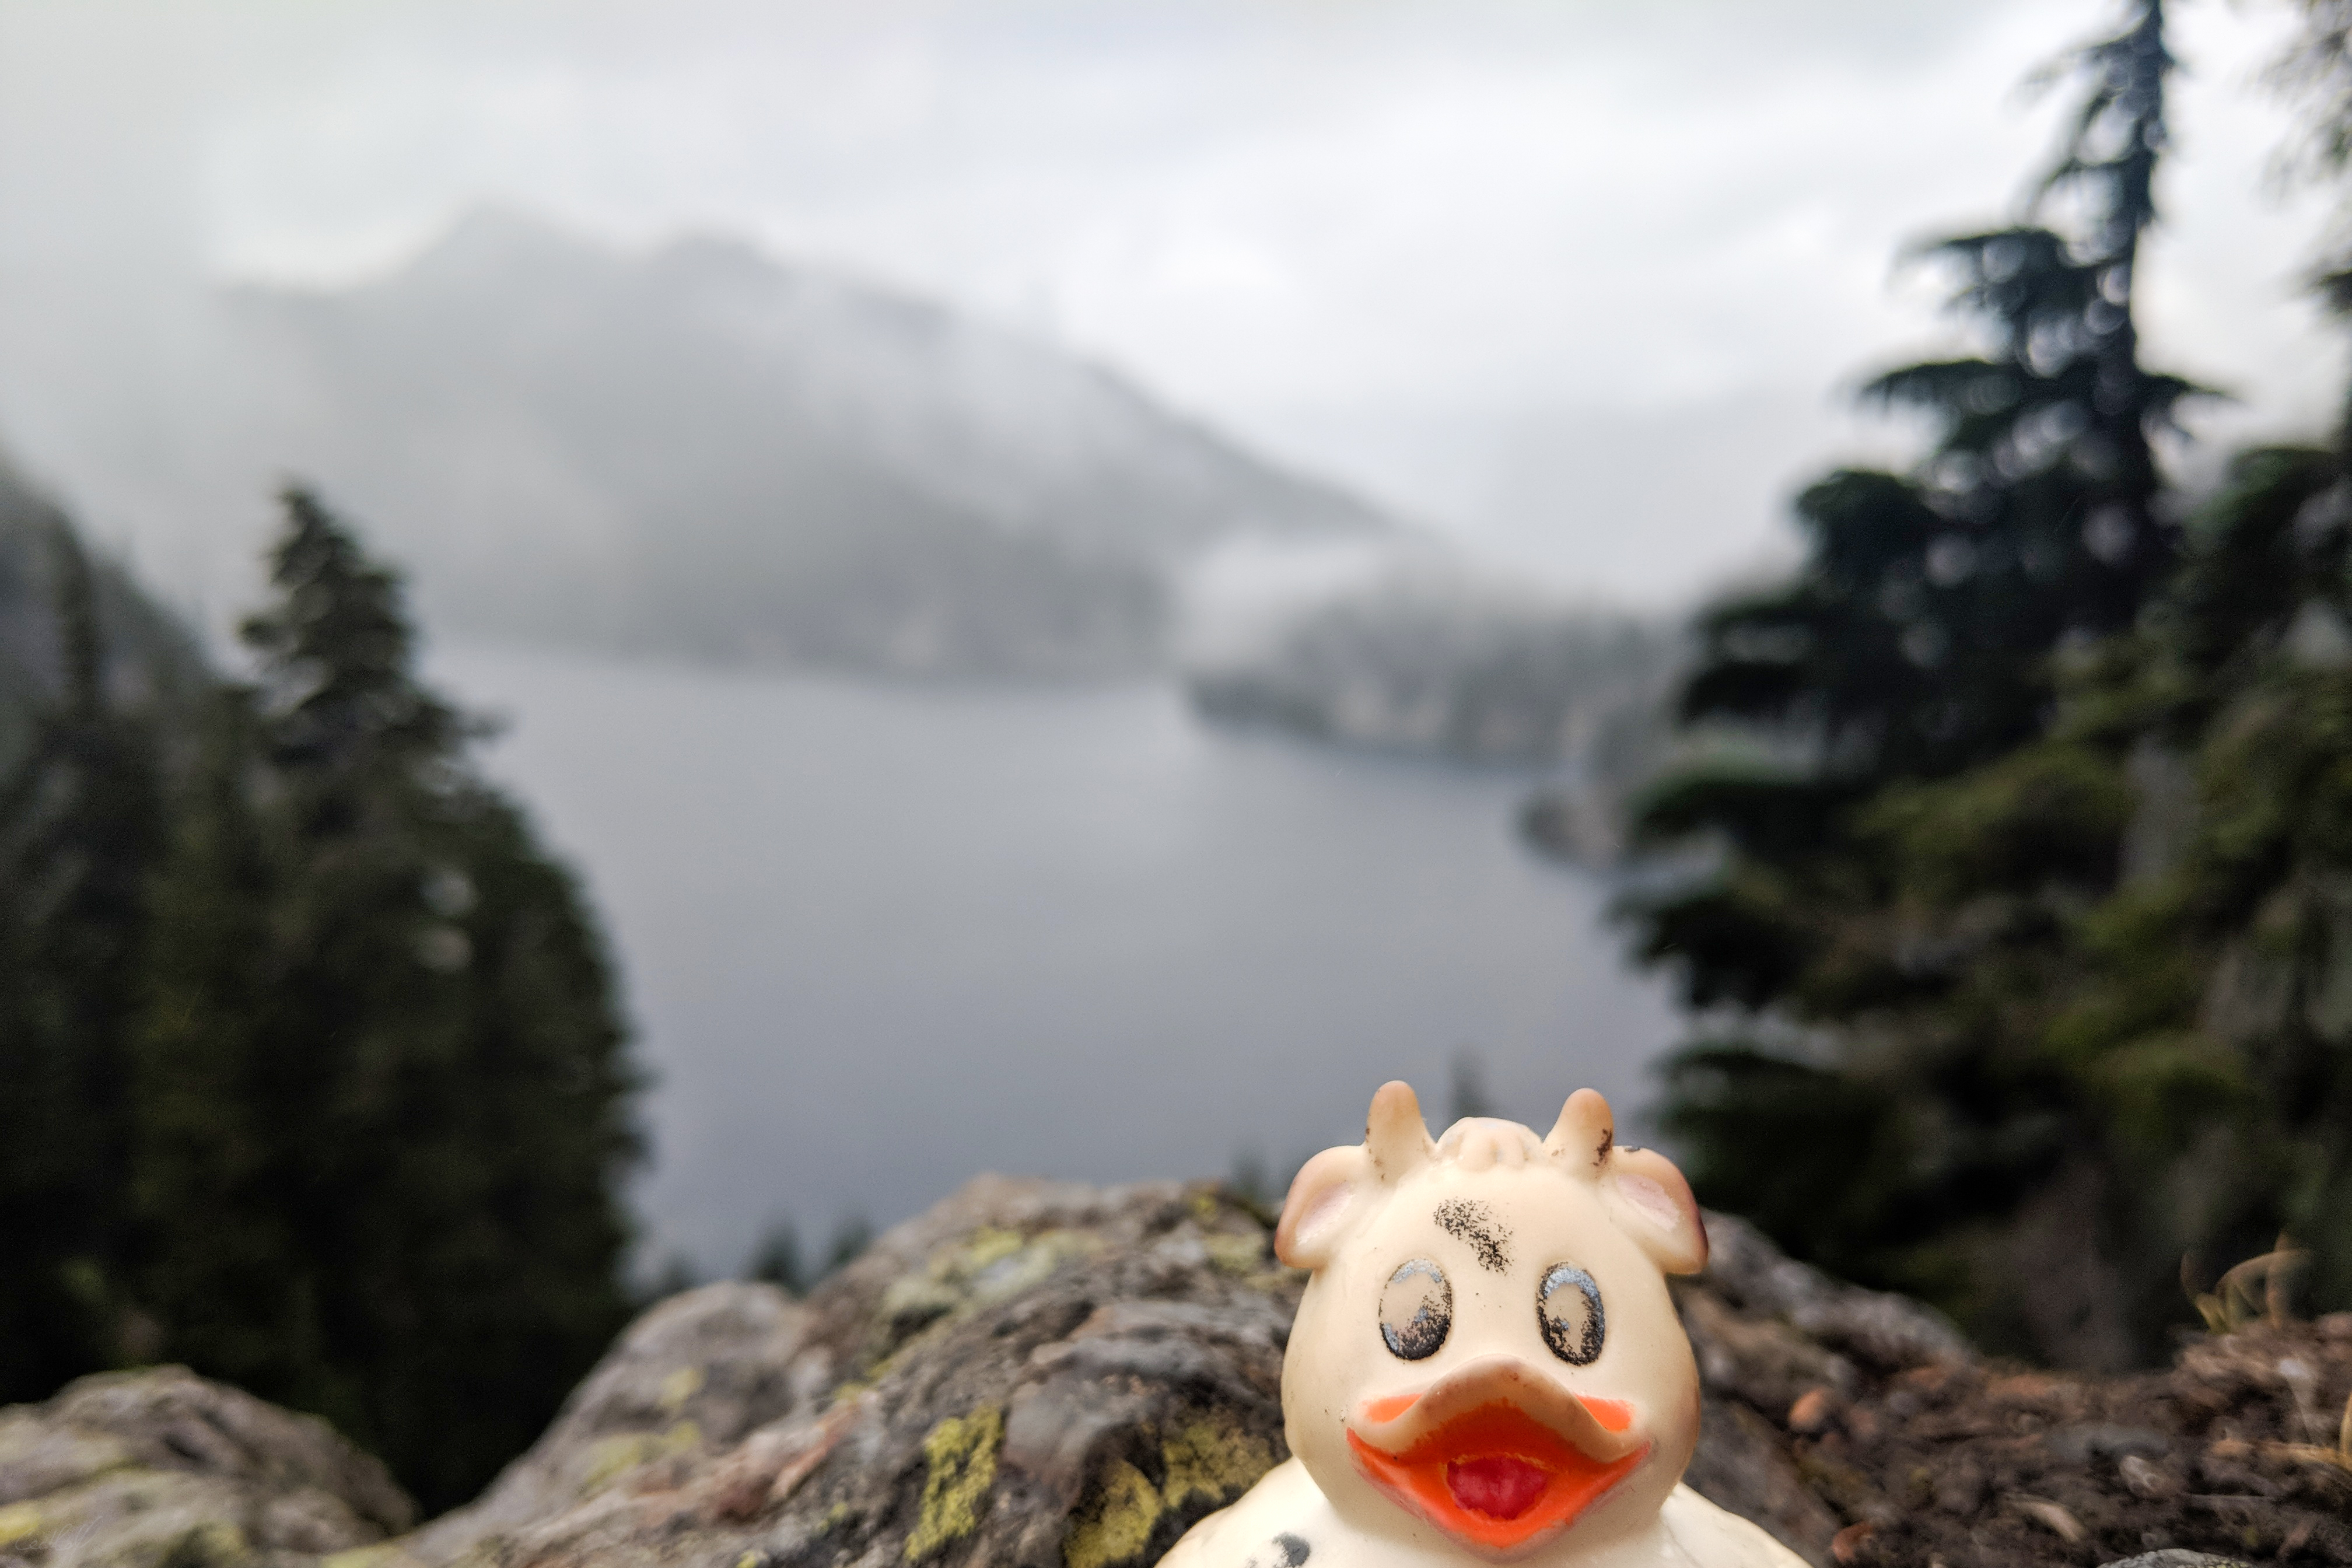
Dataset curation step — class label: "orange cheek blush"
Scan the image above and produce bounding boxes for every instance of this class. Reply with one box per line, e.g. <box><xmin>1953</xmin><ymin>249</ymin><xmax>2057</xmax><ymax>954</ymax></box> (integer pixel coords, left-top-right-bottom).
<box><xmin>1579</xmin><ymin>1396</ymin><xmax>1633</xmax><ymax>1433</ymax></box>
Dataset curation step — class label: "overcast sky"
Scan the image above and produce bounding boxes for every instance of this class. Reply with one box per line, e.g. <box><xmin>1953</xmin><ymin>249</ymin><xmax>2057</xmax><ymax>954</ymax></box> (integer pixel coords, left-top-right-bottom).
<box><xmin>0</xmin><ymin>0</ymin><xmax>2340</xmax><ymax>607</ymax></box>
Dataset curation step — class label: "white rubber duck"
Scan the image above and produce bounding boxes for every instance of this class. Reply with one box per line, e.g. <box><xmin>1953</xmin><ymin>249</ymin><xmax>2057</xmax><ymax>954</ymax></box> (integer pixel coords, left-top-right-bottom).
<box><xmin>1158</xmin><ymin>1083</ymin><xmax>1810</xmax><ymax>1568</ymax></box>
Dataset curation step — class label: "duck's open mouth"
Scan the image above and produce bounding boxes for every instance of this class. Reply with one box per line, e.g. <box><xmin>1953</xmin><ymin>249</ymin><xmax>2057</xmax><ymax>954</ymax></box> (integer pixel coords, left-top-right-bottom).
<box><xmin>1344</xmin><ymin>1360</ymin><xmax>1649</xmax><ymax>1555</ymax></box>
<box><xmin>1447</xmin><ymin>1453</ymin><xmax>1551</xmax><ymax>1518</ymax></box>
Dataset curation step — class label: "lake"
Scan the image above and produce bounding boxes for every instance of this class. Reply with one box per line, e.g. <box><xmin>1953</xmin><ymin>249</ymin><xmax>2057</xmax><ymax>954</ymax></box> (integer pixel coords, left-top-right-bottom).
<box><xmin>433</xmin><ymin>643</ymin><xmax>1682</xmax><ymax>1278</ymax></box>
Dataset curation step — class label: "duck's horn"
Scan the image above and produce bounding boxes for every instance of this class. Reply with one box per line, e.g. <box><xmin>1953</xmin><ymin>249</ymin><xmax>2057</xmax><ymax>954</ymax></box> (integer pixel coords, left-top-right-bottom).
<box><xmin>1542</xmin><ymin>1087</ymin><xmax>1616</xmax><ymax>1177</ymax></box>
<box><xmin>1364</xmin><ymin>1080</ymin><xmax>1432</xmax><ymax>1182</ymax></box>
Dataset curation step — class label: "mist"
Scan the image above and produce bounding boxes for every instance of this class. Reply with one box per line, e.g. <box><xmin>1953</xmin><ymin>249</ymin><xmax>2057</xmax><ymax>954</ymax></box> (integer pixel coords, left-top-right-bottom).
<box><xmin>2</xmin><ymin>0</ymin><xmax>2337</xmax><ymax>625</ymax></box>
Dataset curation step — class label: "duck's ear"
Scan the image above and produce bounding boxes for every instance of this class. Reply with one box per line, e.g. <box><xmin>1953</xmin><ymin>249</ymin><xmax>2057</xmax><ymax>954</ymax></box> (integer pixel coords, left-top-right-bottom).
<box><xmin>1544</xmin><ymin>1088</ymin><xmax>1707</xmax><ymax>1274</ymax></box>
<box><xmin>1602</xmin><ymin>1147</ymin><xmax>1709</xmax><ymax>1276</ymax></box>
<box><xmin>1274</xmin><ymin>1145</ymin><xmax>1371</xmax><ymax>1270</ymax></box>
<box><xmin>1274</xmin><ymin>1081</ymin><xmax>1431</xmax><ymax>1270</ymax></box>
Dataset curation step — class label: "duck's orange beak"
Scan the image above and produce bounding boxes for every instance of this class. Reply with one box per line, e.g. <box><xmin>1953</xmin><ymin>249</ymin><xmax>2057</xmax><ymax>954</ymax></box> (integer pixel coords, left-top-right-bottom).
<box><xmin>1344</xmin><ymin>1357</ymin><xmax>1650</xmax><ymax>1555</ymax></box>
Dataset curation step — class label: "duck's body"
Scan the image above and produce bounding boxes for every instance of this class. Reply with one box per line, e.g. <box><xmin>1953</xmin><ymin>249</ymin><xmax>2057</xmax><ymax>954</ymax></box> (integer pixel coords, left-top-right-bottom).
<box><xmin>1161</xmin><ymin>1460</ymin><xmax>1804</xmax><ymax>1568</ymax></box>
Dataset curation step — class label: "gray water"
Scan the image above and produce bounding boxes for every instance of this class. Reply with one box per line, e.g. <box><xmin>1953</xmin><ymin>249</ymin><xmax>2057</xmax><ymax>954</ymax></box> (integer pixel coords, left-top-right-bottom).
<box><xmin>433</xmin><ymin>644</ymin><xmax>1682</xmax><ymax>1277</ymax></box>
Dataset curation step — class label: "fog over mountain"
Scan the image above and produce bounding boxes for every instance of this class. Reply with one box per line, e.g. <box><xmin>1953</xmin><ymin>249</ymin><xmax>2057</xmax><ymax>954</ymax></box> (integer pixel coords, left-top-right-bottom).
<box><xmin>0</xmin><ymin>461</ymin><xmax>202</xmax><ymax>769</ymax></box>
<box><xmin>218</xmin><ymin>211</ymin><xmax>1386</xmax><ymax>676</ymax></box>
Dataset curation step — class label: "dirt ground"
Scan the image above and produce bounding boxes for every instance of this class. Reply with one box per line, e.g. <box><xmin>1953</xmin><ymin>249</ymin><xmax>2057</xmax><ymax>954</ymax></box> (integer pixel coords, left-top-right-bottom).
<box><xmin>1774</xmin><ymin>1317</ymin><xmax>2352</xmax><ymax>1567</ymax></box>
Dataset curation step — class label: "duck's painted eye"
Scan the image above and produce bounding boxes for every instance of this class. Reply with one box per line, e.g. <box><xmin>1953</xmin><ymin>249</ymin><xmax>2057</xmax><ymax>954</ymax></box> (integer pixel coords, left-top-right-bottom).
<box><xmin>1538</xmin><ymin>1264</ymin><xmax>1605</xmax><ymax>1365</ymax></box>
<box><xmin>1379</xmin><ymin>1258</ymin><xmax>1451</xmax><ymax>1360</ymax></box>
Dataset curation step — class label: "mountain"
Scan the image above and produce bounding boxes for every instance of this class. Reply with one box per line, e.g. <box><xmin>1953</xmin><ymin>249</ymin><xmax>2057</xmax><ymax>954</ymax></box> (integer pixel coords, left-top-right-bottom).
<box><xmin>222</xmin><ymin>211</ymin><xmax>1387</xmax><ymax>676</ymax></box>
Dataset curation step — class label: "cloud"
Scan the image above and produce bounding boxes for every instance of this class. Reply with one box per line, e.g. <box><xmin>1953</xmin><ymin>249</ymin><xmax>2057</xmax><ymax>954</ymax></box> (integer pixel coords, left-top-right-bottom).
<box><xmin>0</xmin><ymin>0</ymin><xmax>2335</xmax><ymax>607</ymax></box>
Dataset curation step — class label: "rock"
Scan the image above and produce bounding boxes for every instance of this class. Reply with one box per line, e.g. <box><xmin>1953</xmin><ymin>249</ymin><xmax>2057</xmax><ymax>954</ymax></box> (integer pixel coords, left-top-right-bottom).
<box><xmin>6</xmin><ymin>1182</ymin><xmax>2347</xmax><ymax>1568</ymax></box>
<box><xmin>394</xmin><ymin>1177</ymin><xmax>1298</xmax><ymax>1568</ymax></box>
<box><xmin>0</xmin><ymin>1364</ymin><xmax>413</xmax><ymax>1568</ymax></box>
<box><xmin>1692</xmin><ymin>1212</ymin><xmax>1976</xmax><ymax>1375</ymax></box>
<box><xmin>1680</xmin><ymin>1394</ymin><xmax>1842</xmax><ymax>1564</ymax></box>
<box><xmin>366</xmin><ymin>1182</ymin><xmax>2029</xmax><ymax>1568</ymax></box>
<box><xmin>398</xmin><ymin>1278</ymin><xmax>818</xmax><ymax>1564</ymax></box>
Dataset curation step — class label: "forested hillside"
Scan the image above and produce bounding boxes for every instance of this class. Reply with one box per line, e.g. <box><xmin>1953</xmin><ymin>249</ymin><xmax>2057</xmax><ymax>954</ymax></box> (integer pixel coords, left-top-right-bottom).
<box><xmin>1626</xmin><ymin>0</ymin><xmax>2352</xmax><ymax>1371</ymax></box>
<box><xmin>0</xmin><ymin>461</ymin><xmax>204</xmax><ymax>768</ymax></box>
<box><xmin>0</xmin><ymin>481</ymin><xmax>642</xmax><ymax>1511</ymax></box>
<box><xmin>1182</xmin><ymin>569</ymin><xmax>1688</xmax><ymax>864</ymax></box>
<box><xmin>1186</xmin><ymin>572</ymin><xmax>1679</xmax><ymax>770</ymax></box>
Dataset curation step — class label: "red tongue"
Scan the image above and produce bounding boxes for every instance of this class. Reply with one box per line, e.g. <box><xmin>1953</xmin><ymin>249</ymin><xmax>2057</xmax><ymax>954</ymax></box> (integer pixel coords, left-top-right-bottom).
<box><xmin>1445</xmin><ymin>1456</ymin><xmax>1550</xmax><ymax>1520</ymax></box>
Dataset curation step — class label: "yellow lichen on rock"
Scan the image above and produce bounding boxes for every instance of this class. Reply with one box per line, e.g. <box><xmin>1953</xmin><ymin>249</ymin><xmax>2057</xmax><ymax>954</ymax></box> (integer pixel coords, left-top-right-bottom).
<box><xmin>971</xmin><ymin>1231</ymin><xmax>1098</xmax><ymax>1304</ymax></box>
<box><xmin>162</xmin><ymin>1520</ymin><xmax>250</xmax><ymax>1567</ymax></box>
<box><xmin>1160</xmin><ymin>1415</ymin><xmax>1274</xmax><ymax>1513</ymax></box>
<box><xmin>1062</xmin><ymin>1460</ymin><xmax>1162</xmax><ymax>1568</ymax></box>
<box><xmin>1201</xmin><ymin>1233</ymin><xmax>1265</xmax><ymax>1277</ymax></box>
<box><xmin>657</xmin><ymin>1365</ymin><xmax>705</xmax><ymax>1413</ymax></box>
<box><xmin>877</xmin><ymin>1228</ymin><xmax>1112</xmax><ymax>1374</ymax></box>
<box><xmin>1062</xmin><ymin>1416</ymin><xmax>1276</xmax><ymax>1568</ymax></box>
<box><xmin>903</xmin><ymin>1405</ymin><xmax>1003</xmax><ymax>1562</ymax></box>
<box><xmin>576</xmin><ymin>1420</ymin><xmax>702</xmax><ymax>1496</ymax></box>
<box><xmin>319</xmin><ymin>1544</ymin><xmax>415</xmax><ymax>1568</ymax></box>
<box><xmin>959</xmin><ymin>1227</ymin><xmax>1027</xmax><ymax>1273</ymax></box>
<box><xmin>0</xmin><ymin>1502</ymin><xmax>43</xmax><ymax>1548</ymax></box>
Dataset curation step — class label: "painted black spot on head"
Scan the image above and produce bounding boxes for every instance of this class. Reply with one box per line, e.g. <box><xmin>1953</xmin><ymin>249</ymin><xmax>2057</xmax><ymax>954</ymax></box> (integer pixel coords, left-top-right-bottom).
<box><xmin>1433</xmin><ymin>1196</ymin><xmax>1511</xmax><ymax>1273</ymax></box>
<box><xmin>1595</xmin><ymin>1124</ymin><xmax>1614</xmax><ymax>1167</ymax></box>
<box><xmin>1275</xmin><ymin>1533</ymin><xmax>1311</xmax><ymax>1566</ymax></box>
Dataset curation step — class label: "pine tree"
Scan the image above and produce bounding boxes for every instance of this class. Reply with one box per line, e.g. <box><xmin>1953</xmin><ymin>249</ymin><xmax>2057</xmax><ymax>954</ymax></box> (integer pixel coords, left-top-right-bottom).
<box><xmin>1625</xmin><ymin>0</ymin><xmax>2200</xmax><ymax>1364</ymax></box>
<box><xmin>131</xmin><ymin>683</ymin><xmax>312</xmax><ymax>1401</ymax></box>
<box><xmin>133</xmin><ymin>487</ymin><xmax>642</xmax><ymax>1510</ymax></box>
<box><xmin>0</xmin><ymin>515</ymin><xmax>167</xmax><ymax>1401</ymax></box>
<box><xmin>2020</xmin><ymin>434</ymin><xmax>2352</xmax><ymax>1343</ymax></box>
<box><xmin>745</xmin><ymin>1219</ymin><xmax>808</xmax><ymax>1294</ymax></box>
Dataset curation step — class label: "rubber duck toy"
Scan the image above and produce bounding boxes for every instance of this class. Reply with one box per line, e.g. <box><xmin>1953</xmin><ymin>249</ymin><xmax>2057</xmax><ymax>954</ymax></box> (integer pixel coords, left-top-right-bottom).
<box><xmin>1158</xmin><ymin>1083</ymin><xmax>1807</xmax><ymax>1568</ymax></box>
